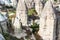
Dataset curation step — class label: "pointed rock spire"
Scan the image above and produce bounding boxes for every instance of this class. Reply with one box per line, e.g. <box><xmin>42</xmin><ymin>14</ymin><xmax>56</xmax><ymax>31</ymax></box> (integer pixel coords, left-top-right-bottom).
<box><xmin>13</xmin><ymin>0</ymin><xmax>28</xmax><ymax>38</ymax></box>
<box><xmin>35</xmin><ymin>0</ymin><xmax>43</xmax><ymax>17</ymax></box>
<box><xmin>38</xmin><ymin>0</ymin><xmax>56</xmax><ymax>40</ymax></box>
<box><xmin>16</xmin><ymin>0</ymin><xmax>28</xmax><ymax>26</ymax></box>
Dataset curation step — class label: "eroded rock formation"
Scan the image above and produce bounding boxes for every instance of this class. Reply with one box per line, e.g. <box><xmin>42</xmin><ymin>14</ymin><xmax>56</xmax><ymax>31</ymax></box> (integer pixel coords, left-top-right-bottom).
<box><xmin>25</xmin><ymin>0</ymin><xmax>35</xmax><ymax>9</ymax></box>
<box><xmin>35</xmin><ymin>0</ymin><xmax>43</xmax><ymax>17</ymax></box>
<box><xmin>15</xmin><ymin>0</ymin><xmax>28</xmax><ymax>26</ymax></box>
<box><xmin>38</xmin><ymin>0</ymin><xmax>56</xmax><ymax>40</ymax></box>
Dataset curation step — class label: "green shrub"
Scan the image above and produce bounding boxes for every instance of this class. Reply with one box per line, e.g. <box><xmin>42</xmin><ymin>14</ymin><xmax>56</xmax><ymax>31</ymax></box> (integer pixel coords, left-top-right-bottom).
<box><xmin>28</xmin><ymin>8</ymin><xmax>37</xmax><ymax>16</ymax></box>
<box><xmin>30</xmin><ymin>23</ymin><xmax>39</xmax><ymax>33</ymax></box>
<box><xmin>8</xmin><ymin>10</ymin><xmax>16</xmax><ymax>14</ymax></box>
<box><xmin>54</xmin><ymin>0</ymin><xmax>57</xmax><ymax>2</ymax></box>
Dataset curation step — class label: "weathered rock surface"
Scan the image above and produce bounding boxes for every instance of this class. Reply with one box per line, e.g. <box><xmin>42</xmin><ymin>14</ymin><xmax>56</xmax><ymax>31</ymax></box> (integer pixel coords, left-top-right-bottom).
<box><xmin>25</xmin><ymin>0</ymin><xmax>35</xmax><ymax>9</ymax></box>
<box><xmin>57</xmin><ymin>0</ymin><xmax>60</xmax><ymax>3</ymax></box>
<box><xmin>0</xmin><ymin>13</ymin><xmax>8</xmax><ymax>33</ymax></box>
<box><xmin>35</xmin><ymin>0</ymin><xmax>43</xmax><ymax>17</ymax></box>
<box><xmin>0</xmin><ymin>34</ymin><xmax>5</xmax><ymax>40</ymax></box>
<box><xmin>16</xmin><ymin>0</ymin><xmax>28</xmax><ymax>26</ymax></box>
<box><xmin>12</xmin><ymin>0</ymin><xmax>28</xmax><ymax>39</ymax></box>
<box><xmin>13</xmin><ymin>18</ymin><xmax>22</xmax><ymax>34</ymax></box>
<box><xmin>38</xmin><ymin>0</ymin><xmax>56</xmax><ymax>40</ymax></box>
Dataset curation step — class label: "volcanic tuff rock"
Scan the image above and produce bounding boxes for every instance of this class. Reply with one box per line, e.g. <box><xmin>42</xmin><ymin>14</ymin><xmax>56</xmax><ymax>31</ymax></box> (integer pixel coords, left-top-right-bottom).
<box><xmin>15</xmin><ymin>0</ymin><xmax>28</xmax><ymax>26</ymax></box>
<box><xmin>38</xmin><ymin>0</ymin><xmax>56</xmax><ymax>40</ymax></box>
<box><xmin>35</xmin><ymin>0</ymin><xmax>43</xmax><ymax>17</ymax></box>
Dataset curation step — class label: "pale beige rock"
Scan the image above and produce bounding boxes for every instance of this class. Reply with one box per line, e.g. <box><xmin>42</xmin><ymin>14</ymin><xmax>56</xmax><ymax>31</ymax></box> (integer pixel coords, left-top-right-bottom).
<box><xmin>38</xmin><ymin>0</ymin><xmax>56</xmax><ymax>40</ymax></box>
<box><xmin>25</xmin><ymin>0</ymin><xmax>34</xmax><ymax>9</ymax></box>
<box><xmin>57</xmin><ymin>0</ymin><xmax>60</xmax><ymax>3</ymax></box>
<box><xmin>13</xmin><ymin>18</ymin><xmax>22</xmax><ymax>34</ymax></box>
<box><xmin>13</xmin><ymin>0</ymin><xmax>28</xmax><ymax>38</ymax></box>
<box><xmin>16</xmin><ymin>0</ymin><xmax>28</xmax><ymax>26</ymax></box>
<box><xmin>13</xmin><ymin>18</ymin><xmax>27</xmax><ymax>39</ymax></box>
<box><xmin>50</xmin><ymin>0</ymin><xmax>54</xmax><ymax>3</ymax></box>
<box><xmin>35</xmin><ymin>0</ymin><xmax>43</xmax><ymax>17</ymax></box>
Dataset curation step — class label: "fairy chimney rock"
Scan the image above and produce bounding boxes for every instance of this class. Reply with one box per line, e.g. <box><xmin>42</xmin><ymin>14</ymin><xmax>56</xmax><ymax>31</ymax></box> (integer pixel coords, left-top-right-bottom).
<box><xmin>16</xmin><ymin>0</ymin><xmax>28</xmax><ymax>26</ymax></box>
<box><xmin>38</xmin><ymin>0</ymin><xmax>56</xmax><ymax>40</ymax></box>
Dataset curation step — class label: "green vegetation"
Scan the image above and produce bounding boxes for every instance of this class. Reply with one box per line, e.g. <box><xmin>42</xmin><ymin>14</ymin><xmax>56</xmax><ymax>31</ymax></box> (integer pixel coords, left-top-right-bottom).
<box><xmin>54</xmin><ymin>0</ymin><xmax>57</xmax><ymax>1</ymax></box>
<box><xmin>30</xmin><ymin>23</ymin><xmax>39</xmax><ymax>33</ymax></box>
<box><xmin>45</xmin><ymin>0</ymin><xmax>48</xmax><ymax>2</ymax></box>
<box><xmin>8</xmin><ymin>10</ymin><xmax>16</xmax><ymax>14</ymax></box>
<box><xmin>28</xmin><ymin>8</ymin><xmax>39</xmax><ymax>33</ymax></box>
<box><xmin>3</xmin><ymin>33</ymin><xmax>20</xmax><ymax>40</ymax></box>
<box><xmin>28</xmin><ymin>8</ymin><xmax>37</xmax><ymax>16</ymax></box>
